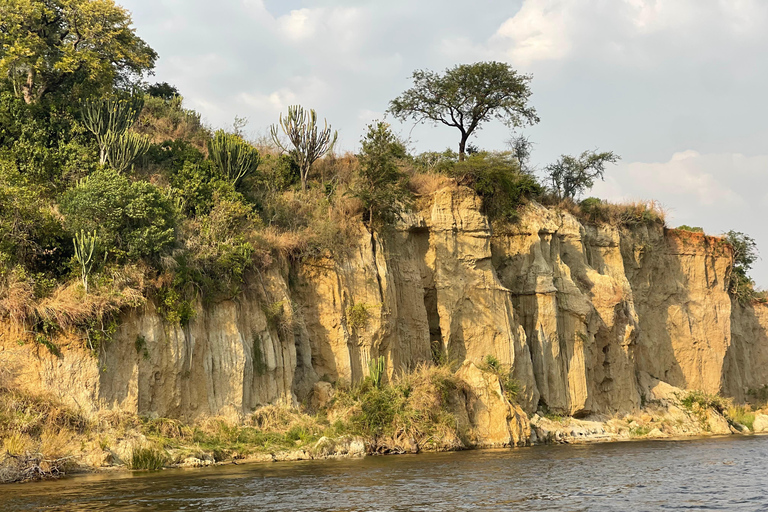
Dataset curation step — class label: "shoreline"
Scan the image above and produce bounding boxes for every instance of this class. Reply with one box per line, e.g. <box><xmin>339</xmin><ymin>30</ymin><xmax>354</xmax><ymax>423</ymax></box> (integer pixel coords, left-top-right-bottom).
<box><xmin>13</xmin><ymin>427</ymin><xmax>765</xmax><ymax>486</ymax></box>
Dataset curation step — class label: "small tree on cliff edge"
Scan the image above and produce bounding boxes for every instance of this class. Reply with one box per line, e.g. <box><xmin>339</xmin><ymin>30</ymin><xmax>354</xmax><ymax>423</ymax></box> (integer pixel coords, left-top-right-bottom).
<box><xmin>388</xmin><ymin>61</ymin><xmax>539</xmax><ymax>160</ymax></box>
<box><xmin>352</xmin><ymin>121</ymin><xmax>410</xmax><ymax>226</ymax></box>
<box><xmin>545</xmin><ymin>150</ymin><xmax>620</xmax><ymax>200</ymax></box>
<box><xmin>270</xmin><ymin>105</ymin><xmax>337</xmax><ymax>191</ymax></box>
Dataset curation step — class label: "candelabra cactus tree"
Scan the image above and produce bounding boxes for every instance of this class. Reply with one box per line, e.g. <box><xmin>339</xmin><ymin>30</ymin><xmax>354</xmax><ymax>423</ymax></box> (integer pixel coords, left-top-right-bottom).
<box><xmin>73</xmin><ymin>230</ymin><xmax>98</xmax><ymax>294</ymax></box>
<box><xmin>81</xmin><ymin>94</ymin><xmax>144</xmax><ymax>165</ymax></box>
<box><xmin>207</xmin><ymin>130</ymin><xmax>261</xmax><ymax>188</ymax></box>
<box><xmin>270</xmin><ymin>105</ymin><xmax>337</xmax><ymax>191</ymax></box>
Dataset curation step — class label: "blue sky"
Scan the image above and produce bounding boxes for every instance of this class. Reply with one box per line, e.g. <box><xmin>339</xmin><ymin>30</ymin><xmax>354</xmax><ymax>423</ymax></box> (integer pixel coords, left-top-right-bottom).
<box><xmin>122</xmin><ymin>0</ymin><xmax>768</xmax><ymax>284</ymax></box>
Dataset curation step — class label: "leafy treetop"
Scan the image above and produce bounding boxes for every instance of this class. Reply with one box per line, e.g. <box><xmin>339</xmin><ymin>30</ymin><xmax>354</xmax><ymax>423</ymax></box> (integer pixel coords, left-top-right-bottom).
<box><xmin>388</xmin><ymin>61</ymin><xmax>539</xmax><ymax>160</ymax></box>
<box><xmin>0</xmin><ymin>0</ymin><xmax>157</xmax><ymax>103</ymax></box>
<box><xmin>545</xmin><ymin>150</ymin><xmax>620</xmax><ymax>200</ymax></box>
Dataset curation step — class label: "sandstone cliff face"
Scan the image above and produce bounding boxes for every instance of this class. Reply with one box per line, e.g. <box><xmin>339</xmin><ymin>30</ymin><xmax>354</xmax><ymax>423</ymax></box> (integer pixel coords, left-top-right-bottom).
<box><xmin>2</xmin><ymin>186</ymin><xmax>767</xmax><ymax>437</ymax></box>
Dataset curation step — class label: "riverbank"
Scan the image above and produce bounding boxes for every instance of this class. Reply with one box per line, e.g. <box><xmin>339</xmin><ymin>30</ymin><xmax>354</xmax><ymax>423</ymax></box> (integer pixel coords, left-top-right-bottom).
<box><xmin>2</xmin><ymin>363</ymin><xmax>766</xmax><ymax>484</ymax></box>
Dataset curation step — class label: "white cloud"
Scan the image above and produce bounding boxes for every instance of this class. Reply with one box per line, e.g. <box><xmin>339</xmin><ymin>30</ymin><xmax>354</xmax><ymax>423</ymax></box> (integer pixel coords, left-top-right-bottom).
<box><xmin>492</xmin><ymin>0</ymin><xmax>571</xmax><ymax>65</ymax></box>
<box><xmin>590</xmin><ymin>151</ymin><xmax>768</xmax><ymax>285</ymax></box>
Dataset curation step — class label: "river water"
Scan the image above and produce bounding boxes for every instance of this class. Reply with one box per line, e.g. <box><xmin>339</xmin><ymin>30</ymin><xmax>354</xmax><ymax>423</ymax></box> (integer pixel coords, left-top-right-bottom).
<box><xmin>4</xmin><ymin>435</ymin><xmax>768</xmax><ymax>511</ymax></box>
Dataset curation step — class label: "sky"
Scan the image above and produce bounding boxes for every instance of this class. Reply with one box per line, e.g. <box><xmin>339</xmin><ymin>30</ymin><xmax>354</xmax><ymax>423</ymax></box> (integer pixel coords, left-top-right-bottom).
<box><xmin>121</xmin><ymin>0</ymin><xmax>768</xmax><ymax>285</ymax></box>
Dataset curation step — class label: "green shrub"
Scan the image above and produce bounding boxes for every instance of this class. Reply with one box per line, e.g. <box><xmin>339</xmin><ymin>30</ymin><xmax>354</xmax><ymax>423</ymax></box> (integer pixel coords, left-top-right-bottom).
<box><xmin>629</xmin><ymin>425</ymin><xmax>652</xmax><ymax>438</ymax></box>
<box><xmin>727</xmin><ymin>405</ymin><xmax>755</xmax><ymax>431</ymax></box>
<box><xmin>677</xmin><ymin>225</ymin><xmax>704</xmax><ymax>233</ymax></box>
<box><xmin>351</xmin><ymin>121</ymin><xmax>411</xmax><ymax>225</ymax></box>
<box><xmin>129</xmin><ymin>446</ymin><xmax>167</xmax><ymax>470</ymax></box>
<box><xmin>577</xmin><ymin>197</ymin><xmax>665</xmax><ymax>227</ymax></box>
<box><xmin>155</xmin><ymin>285</ymin><xmax>195</xmax><ymax>326</ymax></box>
<box><xmin>480</xmin><ymin>355</ymin><xmax>519</xmax><ymax>403</ymax></box>
<box><xmin>134</xmin><ymin>335</ymin><xmax>149</xmax><ymax>360</ymax></box>
<box><xmin>60</xmin><ymin>168</ymin><xmax>176</xmax><ymax>262</ymax></box>
<box><xmin>346</xmin><ymin>303</ymin><xmax>371</xmax><ymax>331</ymax></box>
<box><xmin>678</xmin><ymin>390</ymin><xmax>727</xmax><ymax>414</ymax></box>
<box><xmin>442</xmin><ymin>151</ymin><xmax>541</xmax><ymax>222</ymax></box>
<box><xmin>252</xmin><ymin>336</ymin><xmax>267</xmax><ymax>376</ymax></box>
<box><xmin>0</xmin><ymin>167</ymin><xmax>69</xmax><ymax>273</ymax></box>
<box><xmin>725</xmin><ymin>231</ymin><xmax>767</xmax><ymax>305</ymax></box>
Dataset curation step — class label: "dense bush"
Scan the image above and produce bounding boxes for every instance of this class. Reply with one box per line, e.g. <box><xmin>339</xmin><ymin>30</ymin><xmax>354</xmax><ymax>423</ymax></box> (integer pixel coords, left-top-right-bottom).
<box><xmin>725</xmin><ymin>230</ymin><xmax>766</xmax><ymax>305</ymax></box>
<box><xmin>440</xmin><ymin>151</ymin><xmax>541</xmax><ymax>222</ymax></box>
<box><xmin>60</xmin><ymin>168</ymin><xmax>176</xmax><ymax>262</ymax></box>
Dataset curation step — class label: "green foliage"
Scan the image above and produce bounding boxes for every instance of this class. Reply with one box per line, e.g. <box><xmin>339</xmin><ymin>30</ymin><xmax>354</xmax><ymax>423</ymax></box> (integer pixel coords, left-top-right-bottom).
<box><xmin>134</xmin><ymin>95</ymin><xmax>207</xmax><ymax>147</ymax></box>
<box><xmin>72</xmin><ymin>230</ymin><xmax>97</xmax><ymax>293</ymax></box>
<box><xmin>134</xmin><ymin>335</ymin><xmax>149</xmax><ymax>360</ymax></box>
<box><xmin>262</xmin><ymin>301</ymin><xmax>285</xmax><ymax>331</ymax></box>
<box><xmin>207</xmin><ymin>130</ymin><xmax>261</xmax><ymax>188</ymax></box>
<box><xmin>60</xmin><ymin>168</ymin><xmax>176</xmax><ymax>262</ymax></box>
<box><xmin>442</xmin><ymin>151</ymin><xmax>541</xmax><ymax>222</ymax></box>
<box><xmin>257</xmin><ymin>153</ymin><xmax>300</xmax><ymax>193</ymax></box>
<box><xmin>352</xmin><ymin>121</ymin><xmax>411</xmax><ymax>225</ymax></box>
<box><xmin>252</xmin><ymin>336</ymin><xmax>267</xmax><ymax>376</ymax></box>
<box><xmin>546</xmin><ymin>150</ymin><xmax>620</xmax><ymax>200</ymax></box>
<box><xmin>0</xmin><ymin>0</ymin><xmax>157</xmax><ymax>103</ymax></box>
<box><xmin>727</xmin><ymin>405</ymin><xmax>755</xmax><ymax>431</ymax></box>
<box><xmin>677</xmin><ymin>225</ymin><xmax>704</xmax><ymax>233</ymax></box>
<box><xmin>155</xmin><ymin>285</ymin><xmax>195</xmax><ymax>326</ymax></box>
<box><xmin>480</xmin><ymin>355</ymin><xmax>519</xmax><ymax>403</ymax></box>
<box><xmin>389</xmin><ymin>61</ymin><xmax>539</xmax><ymax>159</ymax></box>
<box><xmin>0</xmin><ymin>93</ymin><xmax>97</xmax><ymax>190</ymax></box>
<box><xmin>628</xmin><ymin>425</ymin><xmax>652</xmax><ymax>438</ymax></box>
<box><xmin>724</xmin><ymin>230</ymin><xmax>764</xmax><ymax>304</ymax></box>
<box><xmin>129</xmin><ymin>446</ymin><xmax>167</xmax><ymax>470</ymax></box>
<box><xmin>678</xmin><ymin>390</ymin><xmax>727</xmax><ymax>414</ymax></box>
<box><xmin>0</xmin><ymin>167</ymin><xmax>68</xmax><ymax>273</ymax></box>
<box><xmin>367</xmin><ymin>356</ymin><xmax>385</xmax><ymax>389</ymax></box>
<box><xmin>79</xmin><ymin>314</ymin><xmax>119</xmax><ymax>354</ymax></box>
<box><xmin>481</xmin><ymin>355</ymin><xmax>502</xmax><ymax>373</ymax></box>
<box><xmin>270</xmin><ymin>105</ymin><xmax>337</xmax><ymax>191</ymax></box>
<box><xmin>104</xmin><ymin>131</ymin><xmax>151</xmax><ymax>174</ymax></box>
<box><xmin>346</xmin><ymin>303</ymin><xmax>371</xmax><ymax>331</ymax></box>
<box><xmin>577</xmin><ymin>197</ymin><xmax>665</xmax><ymax>227</ymax></box>
<box><xmin>146</xmin><ymin>82</ymin><xmax>179</xmax><ymax>101</ymax></box>
<box><xmin>81</xmin><ymin>93</ymin><xmax>145</xmax><ymax>165</ymax></box>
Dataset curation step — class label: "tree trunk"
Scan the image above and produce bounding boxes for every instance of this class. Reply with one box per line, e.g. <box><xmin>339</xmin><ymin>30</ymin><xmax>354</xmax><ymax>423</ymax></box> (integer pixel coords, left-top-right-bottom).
<box><xmin>458</xmin><ymin>134</ymin><xmax>469</xmax><ymax>161</ymax></box>
<box><xmin>301</xmin><ymin>165</ymin><xmax>309</xmax><ymax>192</ymax></box>
<box><xmin>22</xmin><ymin>69</ymin><xmax>36</xmax><ymax>104</ymax></box>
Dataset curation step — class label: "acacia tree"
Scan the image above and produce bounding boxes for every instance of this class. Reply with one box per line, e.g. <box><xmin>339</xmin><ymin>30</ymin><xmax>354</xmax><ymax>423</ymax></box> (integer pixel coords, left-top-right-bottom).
<box><xmin>545</xmin><ymin>150</ymin><xmax>620</xmax><ymax>200</ymax></box>
<box><xmin>270</xmin><ymin>105</ymin><xmax>337</xmax><ymax>191</ymax></box>
<box><xmin>388</xmin><ymin>61</ymin><xmax>539</xmax><ymax>160</ymax></box>
<box><xmin>0</xmin><ymin>0</ymin><xmax>156</xmax><ymax>103</ymax></box>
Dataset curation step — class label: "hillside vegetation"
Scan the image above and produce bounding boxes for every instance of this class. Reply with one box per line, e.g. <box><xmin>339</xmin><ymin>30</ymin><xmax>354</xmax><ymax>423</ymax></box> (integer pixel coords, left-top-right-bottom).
<box><xmin>0</xmin><ymin>0</ymin><xmax>757</xmax><ymax>359</ymax></box>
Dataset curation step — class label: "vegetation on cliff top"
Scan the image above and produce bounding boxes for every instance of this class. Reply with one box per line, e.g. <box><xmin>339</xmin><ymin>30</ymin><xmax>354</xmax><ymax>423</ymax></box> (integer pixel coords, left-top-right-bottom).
<box><xmin>0</xmin><ymin>0</ymin><xmax>759</xmax><ymax>356</ymax></box>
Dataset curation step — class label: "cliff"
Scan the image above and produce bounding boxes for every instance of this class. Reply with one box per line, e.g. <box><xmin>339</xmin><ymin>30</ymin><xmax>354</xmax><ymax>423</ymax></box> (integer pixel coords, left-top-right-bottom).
<box><xmin>2</xmin><ymin>186</ymin><xmax>766</xmax><ymax>433</ymax></box>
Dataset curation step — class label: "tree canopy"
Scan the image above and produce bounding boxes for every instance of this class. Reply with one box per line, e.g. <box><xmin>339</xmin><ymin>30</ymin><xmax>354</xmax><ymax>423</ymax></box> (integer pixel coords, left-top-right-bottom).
<box><xmin>545</xmin><ymin>150</ymin><xmax>620</xmax><ymax>200</ymax></box>
<box><xmin>0</xmin><ymin>0</ymin><xmax>156</xmax><ymax>103</ymax></box>
<box><xmin>352</xmin><ymin>121</ymin><xmax>410</xmax><ymax>225</ymax></box>
<box><xmin>388</xmin><ymin>61</ymin><xmax>539</xmax><ymax>160</ymax></box>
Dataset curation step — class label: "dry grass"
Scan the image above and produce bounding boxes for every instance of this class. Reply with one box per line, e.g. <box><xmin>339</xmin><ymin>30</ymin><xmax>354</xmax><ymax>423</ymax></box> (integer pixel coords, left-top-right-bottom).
<box><xmin>312</xmin><ymin>152</ymin><xmax>359</xmax><ymax>186</ymax></box>
<box><xmin>0</xmin><ymin>388</ymin><xmax>89</xmax><ymax>483</ymax></box>
<box><xmin>543</xmin><ymin>196</ymin><xmax>667</xmax><ymax>228</ymax></box>
<box><xmin>133</xmin><ymin>96</ymin><xmax>210</xmax><ymax>152</ymax></box>
<box><xmin>0</xmin><ymin>266</ymin><xmax>146</xmax><ymax>349</ymax></box>
<box><xmin>407</xmin><ymin>172</ymin><xmax>453</xmax><ymax>196</ymax></box>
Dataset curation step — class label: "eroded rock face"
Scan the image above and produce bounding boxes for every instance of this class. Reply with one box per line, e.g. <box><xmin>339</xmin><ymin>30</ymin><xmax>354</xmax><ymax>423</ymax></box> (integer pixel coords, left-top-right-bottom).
<box><xmin>2</xmin><ymin>186</ymin><xmax>768</xmax><ymax>446</ymax></box>
<box><xmin>492</xmin><ymin>203</ymin><xmax>640</xmax><ymax>416</ymax></box>
<box><xmin>454</xmin><ymin>362</ymin><xmax>530</xmax><ymax>447</ymax></box>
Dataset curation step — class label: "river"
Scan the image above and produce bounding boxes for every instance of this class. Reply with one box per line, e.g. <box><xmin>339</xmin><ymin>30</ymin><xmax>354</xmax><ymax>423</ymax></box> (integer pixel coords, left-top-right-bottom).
<box><xmin>4</xmin><ymin>435</ymin><xmax>768</xmax><ymax>511</ymax></box>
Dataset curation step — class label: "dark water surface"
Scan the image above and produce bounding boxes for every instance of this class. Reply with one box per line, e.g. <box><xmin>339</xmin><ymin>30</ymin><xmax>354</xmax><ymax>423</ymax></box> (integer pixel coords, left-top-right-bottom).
<box><xmin>4</xmin><ymin>435</ymin><xmax>768</xmax><ymax>511</ymax></box>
